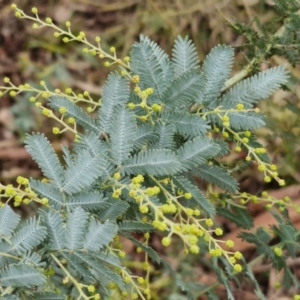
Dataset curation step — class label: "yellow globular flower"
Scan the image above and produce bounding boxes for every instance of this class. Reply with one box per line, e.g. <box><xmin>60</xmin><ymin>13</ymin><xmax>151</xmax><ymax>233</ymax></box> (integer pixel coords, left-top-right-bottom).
<box><xmin>104</xmin><ymin>62</ymin><xmax>110</xmax><ymax>67</ymax></box>
<box><xmin>65</xmin><ymin>21</ymin><xmax>71</xmax><ymax>27</ymax></box>
<box><xmin>139</xmin><ymin>205</ymin><xmax>149</xmax><ymax>214</ymax></box>
<box><xmin>136</xmin><ymin>247</ymin><xmax>142</xmax><ymax>253</ymax></box>
<box><xmin>144</xmin><ymin>232</ymin><xmax>150</xmax><ymax>239</ymax></box>
<box><xmin>234</xmin><ymin>264</ymin><xmax>243</xmax><ymax>273</ymax></box>
<box><xmin>184</xmin><ymin>193</ymin><xmax>192</xmax><ymax>199</ymax></box>
<box><xmin>63</xmin><ymin>37</ymin><xmax>69</xmax><ymax>43</ymax></box>
<box><xmin>137</xmin><ymin>277</ymin><xmax>145</xmax><ymax>284</ymax></box>
<box><xmin>124</xmin><ymin>56</ymin><xmax>130</xmax><ymax>62</ymax></box>
<box><xmin>110</xmin><ymin>47</ymin><xmax>116</xmax><ymax>53</ymax></box>
<box><xmin>54</xmin><ymin>32</ymin><xmax>60</xmax><ymax>38</ymax></box>
<box><xmin>235</xmin><ymin>146</ymin><xmax>242</xmax><ymax>153</ymax></box>
<box><xmin>226</xmin><ymin>240</ymin><xmax>234</xmax><ymax>248</ymax></box>
<box><xmin>258</xmin><ymin>165</ymin><xmax>266</xmax><ymax>172</ymax></box>
<box><xmin>88</xmin><ymin>285</ymin><xmax>95</xmax><ymax>293</ymax></box>
<box><xmin>222</xmin><ymin>116</ymin><xmax>229</xmax><ymax>122</ymax></box>
<box><xmin>32</xmin><ymin>23</ymin><xmax>39</xmax><ymax>29</ymax></box>
<box><xmin>45</xmin><ymin>17</ymin><xmax>52</xmax><ymax>24</ymax></box>
<box><xmin>11</xmin><ymin>4</ymin><xmax>17</xmax><ymax>10</ymax></box>
<box><xmin>113</xmin><ymin>172</ymin><xmax>121</xmax><ymax>181</ymax></box>
<box><xmin>15</xmin><ymin>11</ymin><xmax>22</xmax><ymax>18</ymax></box>
<box><xmin>42</xmin><ymin>109</ymin><xmax>52</xmax><ymax>117</ymax></box>
<box><xmin>31</xmin><ymin>7</ymin><xmax>38</xmax><ymax>14</ymax></box>
<box><xmin>95</xmin><ymin>36</ymin><xmax>101</xmax><ymax>43</ymax></box>
<box><xmin>52</xmin><ymin>127</ymin><xmax>60</xmax><ymax>134</ymax></box>
<box><xmin>222</xmin><ymin>132</ymin><xmax>229</xmax><ymax>139</ymax></box>
<box><xmin>152</xmin><ymin>103</ymin><xmax>162</xmax><ymax>112</ymax></box>
<box><xmin>79</xmin><ymin>31</ymin><xmax>85</xmax><ymax>37</ymax></box>
<box><xmin>229</xmin><ymin>256</ymin><xmax>236</xmax><ymax>264</ymax></box>
<box><xmin>132</xmin><ymin>175</ymin><xmax>144</xmax><ymax>184</ymax></box>
<box><xmin>112</xmin><ymin>189</ymin><xmax>122</xmax><ymax>199</ymax></box>
<box><xmin>132</xmin><ymin>293</ymin><xmax>138</xmax><ymax>299</ymax></box>
<box><xmin>205</xmin><ymin>219</ymin><xmax>213</xmax><ymax>227</ymax></box>
<box><xmin>234</xmin><ymin>251</ymin><xmax>243</xmax><ymax>260</ymax></box>
<box><xmin>236</xmin><ymin>103</ymin><xmax>244</xmax><ymax>110</ymax></box>
<box><xmin>59</xmin><ymin>107</ymin><xmax>67</xmax><ymax>115</ymax></box>
<box><xmin>9</xmin><ymin>91</ymin><xmax>16</xmax><ymax>97</ymax></box>
<box><xmin>132</xmin><ymin>75</ymin><xmax>140</xmax><ymax>84</ymax></box>
<box><xmin>65</xmin><ymin>88</ymin><xmax>72</xmax><ymax>94</ymax></box>
<box><xmin>244</xmin><ymin>130</ymin><xmax>251</xmax><ymax>137</ymax></box>
<box><xmin>215</xmin><ymin>228</ymin><xmax>223</xmax><ymax>236</ymax></box>
<box><xmin>118</xmin><ymin>251</ymin><xmax>126</xmax><ymax>258</ymax></box>
<box><xmin>278</xmin><ymin>179</ymin><xmax>285</xmax><ymax>186</ymax></box>
<box><xmin>188</xmin><ymin>235</ymin><xmax>198</xmax><ymax>245</ymax></box>
<box><xmin>245</xmin><ymin>156</ymin><xmax>251</xmax><ymax>161</ymax></box>
<box><xmin>186</xmin><ymin>208</ymin><xmax>194</xmax><ymax>216</ymax></box>
<box><xmin>68</xmin><ymin>117</ymin><xmax>75</xmax><ymax>124</ymax></box>
<box><xmin>146</xmin><ymin>88</ymin><xmax>154</xmax><ymax>95</ymax></box>
<box><xmin>127</xmin><ymin>104</ymin><xmax>135</xmax><ymax>112</ymax></box>
<box><xmin>264</xmin><ymin>176</ymin><xmax>271</xmax><ymax>183</ymax></box>
<box><xmin>274</xmin><ymin>247</ymin><xmax>282</xmax><ymax>257</ymax></box>
<box><xmin>41</xmin><ymin>198</ymin><xmax>48</xmax><ymax>205</ymax></box>
<box><xmin>189</xmin><ymin>245</ymin><xmax>200</xmax><ymax>254</ymax></box>
<box><xmin>94</xmin><ymin>294</ymin><xmax>101</xmax><ymax>300</ymax></box>
<box><xmin>193</xmin><ymin>209</ymin><xmax>201</xmax><ymax>216</ymax></box>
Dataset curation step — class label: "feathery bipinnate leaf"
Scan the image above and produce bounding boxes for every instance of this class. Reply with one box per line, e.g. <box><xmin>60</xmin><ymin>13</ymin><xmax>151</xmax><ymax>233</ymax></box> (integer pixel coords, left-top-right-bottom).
<box><xmin>74</xmin><ymin>131</ymin><xmax>108</xmax><ymax>158</ymax></box>
<box><xmin>32</xmin><ymin>292</ymin><xmax>66</xmax><ymax>300</ymax></box>
<box><xmin>65</xmin><ymin>207</ymin><xmax>88</xmax><ymax>250</ymax></box>
<box><xmin>97</xmin><ymin>200</ymin><xmax>129</xmax><ymax>222</ymax></box>
<box><xmin>192</xmin><ymin>165</ymin><xmax>238</xmax><ymax>193</ymax></box>
<box><xmin>173</xmin><ymin>175</ymin><xmax>215</xmax><ymax>217</ymax></box>
<box><xmin>40</xmin><ymin>209</ymin><xmax>66</xmax><ymax>251</ymax></box>
<box><xmin>139</xmin><ymin>35</ymin><xmax>174</xmax><ymax>88</ymax></box>
<box><xmin>30</xmin><ymin>179</ymin><xmax>64</xmax><ymax>210</ymax></box>
<box><xmin>74</xmin><ymin>253</ymin><xmax>125</xmax><ymax>290</ymax></box>
<box><xmin>161</xmin><ymin>111</ymin><xmax>209</xmax><ymax>138</ymax></box>
<box><xmin>98</xmin><ymin>72</ymin><xmax>130</xmax><ymax>133</ymax></box>
<box><xmin>217</xmin><ymin>207</ymin><xmax>253</xmax><ymax>229</ymax></box>
<box><xmin>62</xmin><ymin>149</ymin><xmax>105</xmax><ymax>195</ymax></box>
<box><xmin>110</xmin><ymin>106</ymin><xmax>137</xmax><ymax>165</ymax></box>
<box><xmin>152</xmin><ymin>124</ymin><xmax>175</xmax><ymax>150</ymax></box>
<box><xmin>25</xmin><ymin>133</ymin><xmax>64</xmax><ymax>189</ymax></box>
<box><xmin>123</xmin><ymin>149</ymin><xmax>181</xmax><ymax>176</ymax></box>
<box><xmin>65</xmin><ymin>192</ymin><xmax>109</xmax><ymax>212</ymax></box>
<box><xmin>178</xmin><ymin>137</ymin><xmax>220</xmax><ymax>171</ymax></box>
<box><xmin>198</xmin><ymin>45</ymin><xmax>234</xmax><ymax>104</ymax></box>
<box><xmin>11</xmin><ymin>217</ymin><xmax>47</xmax><ymax>254</ymax></box>
<box><xmin>48</xmin><ymin>96</ymin><xmax>99</xmax><ymax>133</ymax></box>
<box><xmin>0</xmin><ymin>205</ymin><xmax>20</xmax><ymax>237</ymax></box>
<box><xmin>83</xmin><ymin>219</ymin><xmax>118</xmax><ymax>251</ymax></box>
<box><xmin>222</xmin><ymin>66</ymin><xmax>289</xmax><ymax>106</ymax></box>
<box><xmin>0</xmin><ymin>264</ymin><xmax>46</xmax><ymax>287</ymax></box>
<box><xmin>130</xmin><ymin>41</ymin><xmax>165</xmax><ymax>100</ymax></box>
<box><xmin>162</xmin><ymin>69</ymin><xmax>205</xmax><ymax>108</ymax></box>
<box><xmin>121</xmin><ymin>232</ymin><xmax>161</xmax><ymax>263</ymax></box>
<box><xmin>227</xmin><ymin>111</ymin><xmax>265</xmax><ymax>131</ymax></box>
<box><xmin>133</xmin><ymin>124</ymin><xmax>159</xmax><ymax>151</ymax></box>
<box><xmin>172</xmin><ymin>36</ymin><xmax>200</xmax><ymax>77</ymax></box>
<box><xmin>119</xmin><ymin>221</ymin><xmax>154</xmax><ymax>233</ymax></box>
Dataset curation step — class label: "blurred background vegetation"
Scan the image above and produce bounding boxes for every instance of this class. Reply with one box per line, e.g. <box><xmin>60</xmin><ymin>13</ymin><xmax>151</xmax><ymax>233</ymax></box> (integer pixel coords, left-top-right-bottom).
<box><xmin>1</xmin><ymin>0</ymin><xmax>300</xmax><ymax>299</ymax></box>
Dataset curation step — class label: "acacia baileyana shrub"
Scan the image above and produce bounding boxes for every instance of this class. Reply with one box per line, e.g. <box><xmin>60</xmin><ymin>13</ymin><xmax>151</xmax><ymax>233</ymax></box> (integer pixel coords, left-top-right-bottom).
<box><xmin>0</xmin><ymin>4</ymin><xmax>300</xmax><ymax>300</ymax></box>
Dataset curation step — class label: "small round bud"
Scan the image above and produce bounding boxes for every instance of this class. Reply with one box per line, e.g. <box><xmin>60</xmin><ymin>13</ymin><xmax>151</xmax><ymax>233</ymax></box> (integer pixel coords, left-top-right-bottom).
<box><xmin>110</xmin><ymin>47</ymin><xmax>116</xmax><ymax>53</ymax></box>
<box><xmin>234</xmin><ymin>264</ymin><xmax>242</xmax><ymax>273</ymax></box>
<box><xmin>63</xmin><ymin>37</ymin><xmax>69</xmax><ymax>43</ymax></box>
<box><xmin>52</xmin><ymin>127</ymin><xmax>60</xmax><ymax>134</ymax></box>
<box><xmin>65</xmin><ymin>21</ymin><xmax>71</xmax><ymax>27</ymax></box>
<box><xmin>274</xmin><ymin>247</ymin><xmax>282</xmax><ymax>257</ymax></box>
<box><xmin>31</xmin><ymin>7</ymin><xmax>38</xmax><ymax>14</ymax></box>
<box><xmin>4</xmin><ymin>77</ymin><xmax>10</xmax><ymax>83</ymax></box>
<box><xmin>161</xmin><ymin>237</ymin><xmax>171</xmax><ymax>247</ymax></box>
<box><xmin>54</xmin><ymin>32</ymin><xmax>60</xmax><ymax>38</ymax></box>
<box><xmin>32</xmin><ymin>23</ymin><xmax>39</xmax><ymax>29</ymax></box>
<box><xmin>104</xmin><ymin>62</ymin><xmax>110</xmax><ymax>67</ymax></box>
<box><xmin>95</xmin><ymin>36</ymin><xmax>101</xmax><ymax>43</ymax></box>
<box><xmin>124</xmin><ymin>56</ymin><xmax>130</xmax><ymax>62</ymax></box>
<box><xmin>45</xmin><ymin>17</ymin><xmax>52</xmax><ymax>24</ymax></box>
<box><xmin>11</xmin><ymin>4</ymin><xmax>17</xmax><ymax>10</ymax></box>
